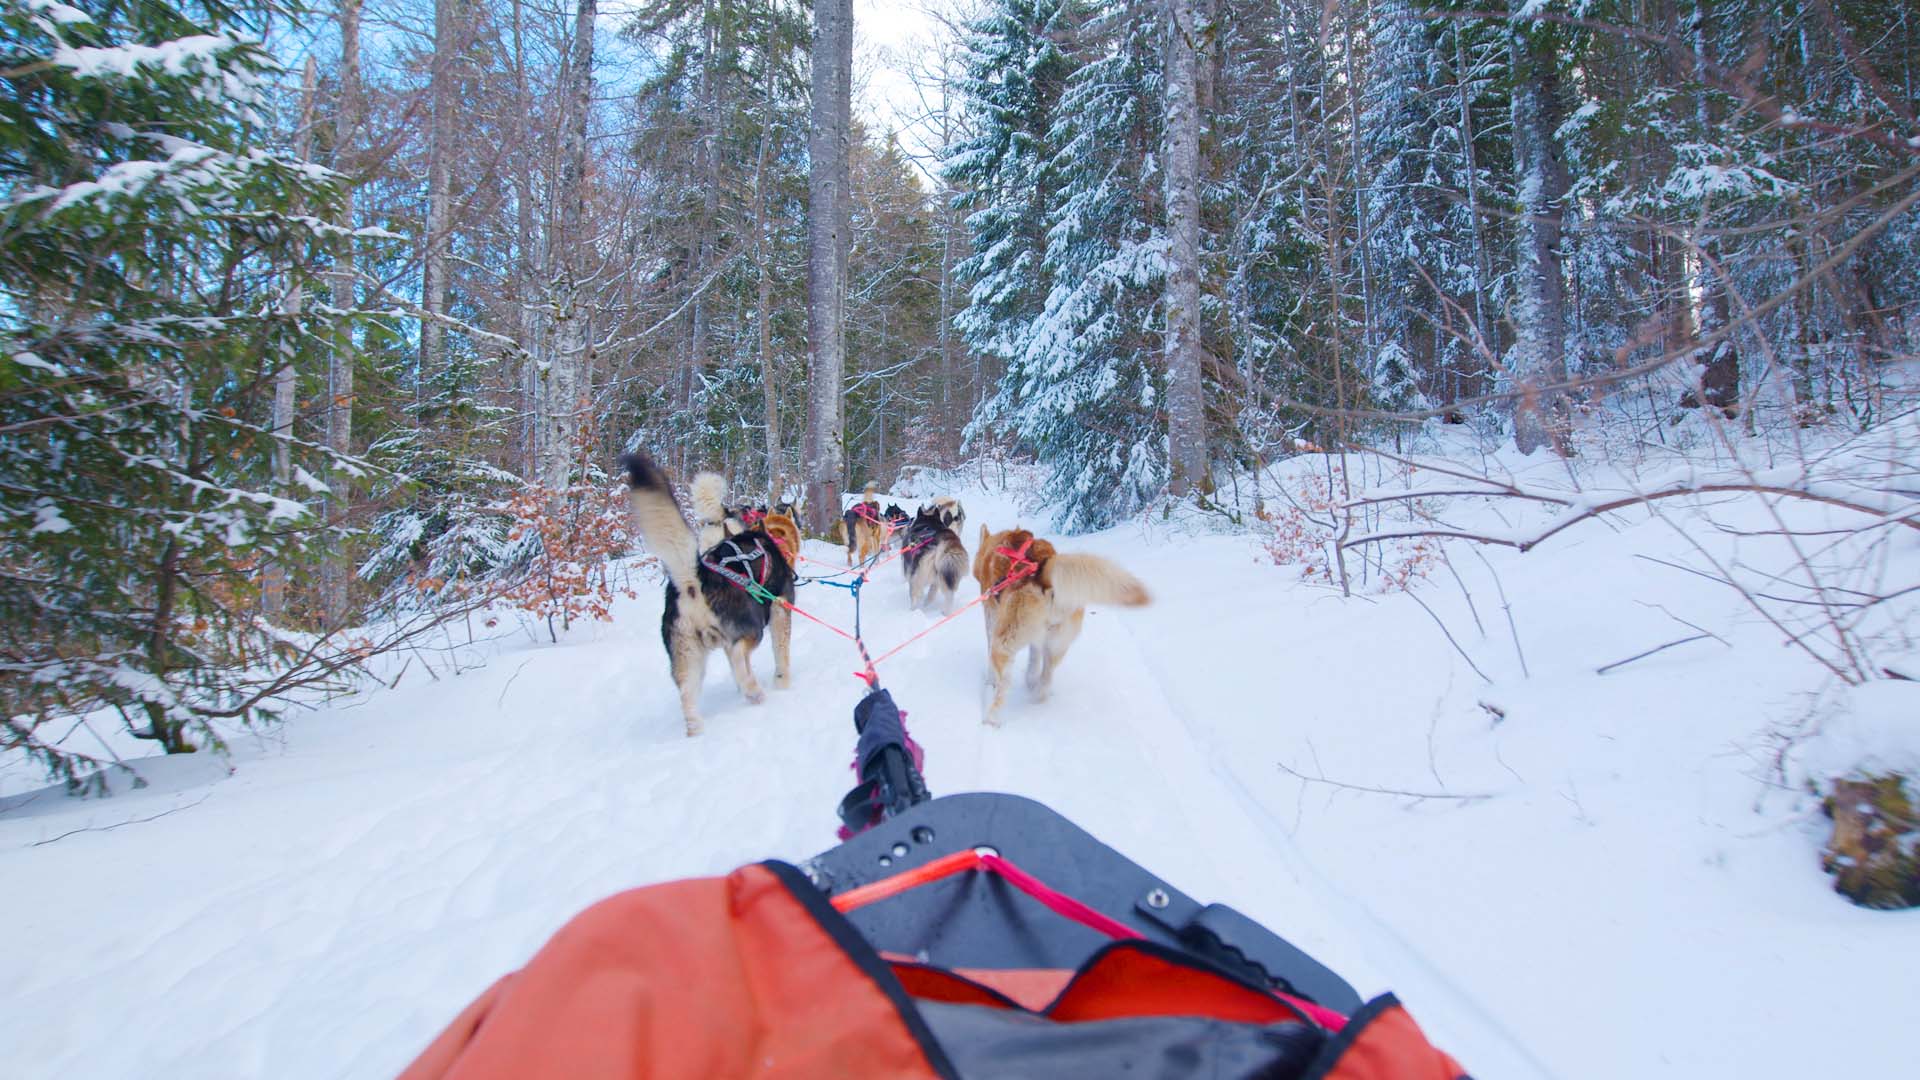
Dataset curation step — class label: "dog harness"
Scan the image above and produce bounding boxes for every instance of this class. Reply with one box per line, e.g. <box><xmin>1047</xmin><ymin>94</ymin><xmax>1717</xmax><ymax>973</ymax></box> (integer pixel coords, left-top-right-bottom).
<box><xmin>714</xmin><ymin>537</ymin><xmax>772</xmax><ymax>590</ymax></box>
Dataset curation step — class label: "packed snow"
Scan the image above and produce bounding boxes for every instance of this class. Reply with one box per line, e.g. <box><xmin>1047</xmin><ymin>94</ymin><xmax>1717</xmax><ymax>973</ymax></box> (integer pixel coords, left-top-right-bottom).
<box><xmin>4</xmin><ymin>438</ymin><xmax>1918</xmax><ymax>1079</ymax></box>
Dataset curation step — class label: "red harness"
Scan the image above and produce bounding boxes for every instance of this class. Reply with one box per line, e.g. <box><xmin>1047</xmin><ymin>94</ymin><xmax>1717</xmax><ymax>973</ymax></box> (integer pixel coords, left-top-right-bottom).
<box><xmin>994</xmin><ymin>539</ymin><xmax>1037</xmax><ymax>590</ymax></box>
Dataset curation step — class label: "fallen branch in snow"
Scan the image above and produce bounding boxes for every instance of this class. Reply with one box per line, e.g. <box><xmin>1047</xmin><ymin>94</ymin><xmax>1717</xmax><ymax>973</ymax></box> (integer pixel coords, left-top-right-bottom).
<box><xmin>1470</xmin><ymin>547</ymin><xmax>1529</xmax><ymax>679</ymax></box>
<box><xmin>1404</xmin><ymin>588</ymin><xmax>1493</xmax><ymax>684</ymax></box>
<box><xmin>1344</xmin><ymin>473</ymin><xmax>1920</xmax><ymax>554</ymax></box>
<box><xmin>1331</xmin><ymin>424</ymin><xmax>1920</xmax><ymax>687</ymax></box>
<box><xmin>1276</xmin><ymin>757</ymin><xmax>1498</xmax><ymax>805</ymax></box>
<box><xmin>1595</xmin><ymin>634</ymin><xmax>1715</xmax><ymax>675</ymax></box>
<box><xmin>1635</xmin><ymin>601</ymin><xmax>1728</xmax><ymax>647</ymax></box>
<box><xmin>29</xmin><ymin>793</ymin><xmax>211</xmax><ymax>847</ymax></box>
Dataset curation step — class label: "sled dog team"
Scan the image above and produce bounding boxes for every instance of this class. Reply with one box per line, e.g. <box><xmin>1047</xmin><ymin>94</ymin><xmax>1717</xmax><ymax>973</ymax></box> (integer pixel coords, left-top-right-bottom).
<box><xmin>622</xmin><ymin>453</ymin><xmax>1151</xmax><ymax>736</ymax></box>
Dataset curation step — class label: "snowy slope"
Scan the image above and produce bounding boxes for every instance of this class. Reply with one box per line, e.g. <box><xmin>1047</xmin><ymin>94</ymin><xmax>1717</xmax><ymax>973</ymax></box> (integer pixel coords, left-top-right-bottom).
<box><xmin>4</xmin><ymin>459</ymin><xmax>1918</xmax><ymax>1078</ymax></box>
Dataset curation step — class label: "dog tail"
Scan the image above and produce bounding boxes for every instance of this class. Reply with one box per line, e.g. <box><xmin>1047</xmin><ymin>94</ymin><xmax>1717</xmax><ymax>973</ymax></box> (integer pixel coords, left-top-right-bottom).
<box><xmin>689</xmin><ymin>471</ymin><xmax>728</xmax><ymax>526</ymax></box>
<box><xmin>621</xmin><ymin>453</ymin><xmax>698</xmax><ymax>591</ymax></box>
<box><xmin>1044</xmin><ymin>553</ymin><xmax>1150</xmax><ymax>609</ymax></box>
<box><xmin>936</xmin><ymin>539</ymin><xmax>967</xmax><ymax>591</ymax></box>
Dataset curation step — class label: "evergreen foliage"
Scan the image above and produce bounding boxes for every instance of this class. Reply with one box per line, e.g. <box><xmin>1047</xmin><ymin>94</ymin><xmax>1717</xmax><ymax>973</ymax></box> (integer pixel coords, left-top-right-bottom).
<box><xmin>1</xmin><ymin>0</ymin><xmax>374</xmax><ymax>778</ymax></box>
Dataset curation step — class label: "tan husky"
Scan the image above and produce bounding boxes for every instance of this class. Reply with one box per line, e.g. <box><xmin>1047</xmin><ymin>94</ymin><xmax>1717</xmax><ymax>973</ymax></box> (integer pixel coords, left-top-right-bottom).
<box><xmin>972</xmin><ymin>526</ymin><xmax>1150</xmax><ymax>726</ymax></box>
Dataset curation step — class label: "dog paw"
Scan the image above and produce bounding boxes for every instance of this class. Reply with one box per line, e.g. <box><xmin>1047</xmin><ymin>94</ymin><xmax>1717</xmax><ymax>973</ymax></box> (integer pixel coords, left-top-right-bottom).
<box><xmin>685</xmin><ymin>718</ymin><xmax>705</xmax><ymax>737</ymax></box>
<box><xmin>982</xmin><ymin>713</ymin><xmax>1003</xmax><ymax>728</ymax></box>
<box><xmin>774</xmin><ymin>673</ymin><xmax>791</xmax><ymax>690</ymax></box>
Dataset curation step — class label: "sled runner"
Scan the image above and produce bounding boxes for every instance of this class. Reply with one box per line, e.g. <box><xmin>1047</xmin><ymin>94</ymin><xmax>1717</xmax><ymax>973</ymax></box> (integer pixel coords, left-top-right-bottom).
<box><xmin>400</xmin><ymin>688</ymin><xmax>1467</xmax><ymax>1079</ymax></box>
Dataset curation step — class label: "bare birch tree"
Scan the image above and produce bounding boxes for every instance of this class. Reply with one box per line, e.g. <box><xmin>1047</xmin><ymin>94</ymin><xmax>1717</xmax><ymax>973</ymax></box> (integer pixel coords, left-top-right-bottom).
<box><xmin>804</xmin><ymin>0</ymin><xmax>852</xmax><ymax>532</ymax></box>
<box><xmin>1506</xmin><ymin>4</ymin><xmax>1572</xmax><ymax>455</ymax></box>
<box><xmin>1163</xmin><ymin>0</ymin><xmax>1207</xmax><ymax>494</ymax></box>
<box><xmin>541</xmin><ymin>0</ymin><xmax>596</xmax><ymax>488</ymax></box>
<box><xmin>422</xmin><ymin>0</ymin><xmax>468</xmax><ymax>398</ymax></box>
<box><xmin>266</xmin><ymin>56</ymin><xmax>320</xmax><ymax>619</ymax></box>
<box><xmin>325</xmin><ymin>0</ymin><xmax>362</xmax><ymax>624</ymax></box>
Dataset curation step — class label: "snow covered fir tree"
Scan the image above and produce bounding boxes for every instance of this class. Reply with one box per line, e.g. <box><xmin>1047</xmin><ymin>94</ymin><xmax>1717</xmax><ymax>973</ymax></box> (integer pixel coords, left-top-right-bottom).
<box><xmin>1</xmin><ymin>0</ymin><xmax>376</xmax><ymax>776</ymax></box>
<box><xmin>4</xmin><ymin>0</ymin><xmax>1920</xmax><ymax>1074</ymax></box>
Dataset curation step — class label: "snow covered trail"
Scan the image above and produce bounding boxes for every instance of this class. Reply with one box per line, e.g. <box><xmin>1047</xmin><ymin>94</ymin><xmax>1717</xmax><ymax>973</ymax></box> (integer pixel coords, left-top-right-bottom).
<box><xmin>0</xmin><ymin>486</ymin><xmax>1446</xmax><ymax>1079</ymax></box>
<box><xmin>5</xmin><ymin>474</ymin><xmax>1917</xmax><ymax>1078</ymax></box>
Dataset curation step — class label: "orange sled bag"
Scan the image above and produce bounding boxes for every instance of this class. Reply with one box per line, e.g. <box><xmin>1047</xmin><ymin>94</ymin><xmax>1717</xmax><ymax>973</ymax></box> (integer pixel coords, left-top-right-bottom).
<box><xmin>401</xmin><ymin>857</ymin><xmax>1466</xmax><ymax>1080</ymax></box>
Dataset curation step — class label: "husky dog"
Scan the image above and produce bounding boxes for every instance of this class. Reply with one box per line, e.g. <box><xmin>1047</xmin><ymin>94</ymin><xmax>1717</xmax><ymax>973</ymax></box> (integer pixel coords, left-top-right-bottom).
<box><xmin>930</xmin><ymin>495</ymin><xmax>965</xmax><ymax>533</ymax></box>
<box><xmin>622</xmin><ymin>454</ymin><xmax>794</xmax><ymax>737</ymax></box>
<box><xmin>723</xmin><ymin>500</ymin><xmax>802</xmax><ymax>568</ymax></box>
<box><xmin>901</xmin><ymin>505</ymin><xmax>968</xmax><ymax>614</ymax></box>
<box><xmin>881</xmin><ymin>503</ymin><xmax>911</xmax><ymax>548</ymax></box>
<box><xmin>972</xmin><ymin>525</ymin><xmax>1150</xmax><ymax>727</ymax></box>
<box><xmin>843</xmin><ymin>485</ymin><xmax>887</xmax><ymax>566</ymax></box>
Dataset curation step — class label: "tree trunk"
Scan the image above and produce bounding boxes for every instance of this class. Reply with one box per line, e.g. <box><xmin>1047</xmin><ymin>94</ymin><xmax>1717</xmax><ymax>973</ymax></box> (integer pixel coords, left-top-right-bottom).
<box><xmin>937</xmin><ymin>85</ymin><xmax>958</xmax><ymax>454</ymax></box>
<box><xmin>511</xmin><ymin>0</ymin><xmax>542</xmax><ymax>477</ymax></box>
<box><xmin>1507</xmin><ymin>4</ymin><xmax>1572</xmax><ymax>456</ymax></box>
<box><xmin>422</xmin><ymin>0</ymin><xmax>465</xmax><ymax>404</ymax></box>
<box><xmin>1453</xmin><ymin>32</ymin><xmax>1494</xmax><ymax>402</ymax></box>
<box><xmin>682</xmin><ymin>0</ymin><xmax>723</xmax><ymax>472</ymax></box>
<box><xmin>1163</xmin><ymin>0</ymin><xmax>1206</xmax><ymax>496</ymax></box>
<box><xmin>1341</xmin><ymin>0</ymin><xmax>1375</xmax><ymax>368</ymax></box>
<box><xmin>143</xmin><ymin>535</ymin><xmax>186</xmax><ymax>753</ymax></box>
<box><xmin>1694</xmin><ymin>266</ymin><xmax>1740</xmax><ymax>415</ymax></box>
<box><xmin>324</xmin><ymin>0</ymin><xmax>362</xmax><ymax>625</ymax></box>
<box><xmin>1684</xmin><ymin>0</ymin><xmax>1737</xmax><ymax>418</ymax></box>
<box><xmin>542</xmin><ymin>0</ymin><xmax>596</xmax><ymax>489</ymax></box>
<box><xmin>751</xmin><ymin>49</ymin><xmax>783</xmax><ymax>502</ymax></box>
<box><xmin>804</xmin><ymin>0</ymin><xmax>852</xmax><ymax>534</ymax></box>
<box><xmin>266</xmin><ymin>57</ymin><xmax>320</xmax><ymax>621</ymax></box>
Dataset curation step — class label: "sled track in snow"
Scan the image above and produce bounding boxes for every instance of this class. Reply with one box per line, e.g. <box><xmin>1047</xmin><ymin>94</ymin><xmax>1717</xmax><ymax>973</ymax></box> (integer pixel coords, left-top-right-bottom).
<box><xmin>1103</xmin><ymin>618</ymin><xmax>1556</xmax><ymax>1080</ymax></box>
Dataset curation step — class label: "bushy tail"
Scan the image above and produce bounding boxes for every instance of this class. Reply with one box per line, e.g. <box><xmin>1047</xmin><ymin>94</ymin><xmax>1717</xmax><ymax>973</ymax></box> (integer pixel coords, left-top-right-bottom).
<box><xmin>621</xmin><ymin>453</ymin><xmax>698</xmax><ymax>590</ymax></box>
<box><xmin>1045</xmin><ymin>553</ymin><xmax>1150</xmax><ymax>610</ymax></box>
<box><xmin>689</xmin><ymin>472</ymin><xmax>728</xmax><ymax>527</ymax></box>
<box><xmin>935</xmin><ymin>542</ymin><xmax>967</xmax><ymax>591</ymax></box>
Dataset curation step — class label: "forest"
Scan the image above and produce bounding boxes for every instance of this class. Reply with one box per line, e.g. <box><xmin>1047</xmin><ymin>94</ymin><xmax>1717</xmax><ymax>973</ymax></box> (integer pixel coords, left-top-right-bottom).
<box><xmin>4</xmin><ymin>0</ymin><xmax>1917</xmax><ymax>777</ymax></box>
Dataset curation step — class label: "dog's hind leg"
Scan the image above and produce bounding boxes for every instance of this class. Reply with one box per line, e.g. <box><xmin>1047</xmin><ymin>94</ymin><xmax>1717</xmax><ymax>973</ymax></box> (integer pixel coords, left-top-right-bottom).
<box><xmin>983</xmin><ymin>641</ymin><xmax>1014</xmax><ymax>727</ymax></box>
<box><xmin>671</xmin><ymin>641</ymin><xmax>709</xmax><ymax>737</ymax></box>
<box><xmin>725</xmin><ymin>636</ymin><xmax>766</xmax><ymax>705</ymax></box>
<box><xmin>1032</xmin><ymin>610</ymin><xmax>1085</xmax><ymax>701</ymax></box>
<box><xmin>770</xmin><ymin>604</ymin><xmax>792</xmax><ymax>689</ymax></box>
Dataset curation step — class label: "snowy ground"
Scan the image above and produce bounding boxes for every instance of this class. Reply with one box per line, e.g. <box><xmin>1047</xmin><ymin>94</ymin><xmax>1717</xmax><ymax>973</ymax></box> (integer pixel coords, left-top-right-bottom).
<box><xmin>5</xmin><ymin>439</ymin><xmax>1919</xmax><ymax>1078</ymax></box>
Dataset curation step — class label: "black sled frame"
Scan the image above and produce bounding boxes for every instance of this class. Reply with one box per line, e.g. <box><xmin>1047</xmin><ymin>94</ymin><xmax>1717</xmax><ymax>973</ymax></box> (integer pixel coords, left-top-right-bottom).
<box><xmin>806</xmin><ymin>690</ymin><xmax>1362</xmax><ymax>1015</ymax></box>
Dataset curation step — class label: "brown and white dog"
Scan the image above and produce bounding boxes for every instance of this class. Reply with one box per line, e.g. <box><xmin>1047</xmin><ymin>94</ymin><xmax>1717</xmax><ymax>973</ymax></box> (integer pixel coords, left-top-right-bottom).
<box><xmin>972</xmin><ymin>525</ymin><xmax>1150</xmax><ymax>726</ymax></box>
<box><xmin>623</xmin><ymin>454</ymin><xmax>794</xmax><ymax>737</ymax></box>
<box><xmin>707</xmin><ymin>492</ymin><xmax>802</xmax><ymax>571</ymax></box>
<box><xmin>843</xmin><ymin>485</ymin><xmax>888</xmax><ymax>566</ymax></box>
<box><xmin>900</xmin><ymin>505</ymin><xmax>969</xmax><ymax>614</ymax></box>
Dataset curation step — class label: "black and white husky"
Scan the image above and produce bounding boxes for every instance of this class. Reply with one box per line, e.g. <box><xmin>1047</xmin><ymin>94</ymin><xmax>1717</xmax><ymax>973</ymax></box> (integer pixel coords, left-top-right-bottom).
<box><xmin>622</xmin><ymin>453</ymin><xmax>794</xmax><ymax>736</ymax></box>
<box><xmin>901</xmin><ymin>505</ymin><xmax>968</xmax><ymax>614</ymax></box>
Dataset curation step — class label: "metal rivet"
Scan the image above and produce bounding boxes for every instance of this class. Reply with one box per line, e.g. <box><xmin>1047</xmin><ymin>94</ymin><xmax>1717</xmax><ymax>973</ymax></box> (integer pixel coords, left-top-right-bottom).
<box><xmin>1146</xmin><ymin>888</ymin><xmax>1170</xmax><ymax>909</ymax></box>
<box><xmin>878</xmin><ymin>854</ymin><xmax>892</xmax><ymax>867</ymax></box>
<box><xmin>974</xmin><ymin>844</ymin><xmax>1000</xmax><ymax>858</ymax></box>
<box><xmin>891</xmin><ymin>842</ymin><xmax>910</xmax><ymax>858</ymax></box>
<box><xmin>911</xmin><ymin>826</ymin><xmax>935</xmax><ymax>845</ymax></box>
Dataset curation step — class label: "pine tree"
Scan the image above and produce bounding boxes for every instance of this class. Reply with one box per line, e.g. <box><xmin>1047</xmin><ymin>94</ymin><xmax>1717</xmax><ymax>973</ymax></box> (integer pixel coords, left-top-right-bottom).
<box><xmin>0</xmin><ymin>0</ymin><xmax>373</xmax><ymax>779</ymax></box>
<box><xmin>944</xmin><ymin>0</ymin><xmax>1074</xmax><ymax>380</ymax></box>
<box><xmin>1210</xmin><ymin>0</ymin><xmax>1315</xmax><ymax>462</ymax></box>
<box><xmin>1360</xmin><ymin>0</ymin><xmax>1459</xmax><ymax>412</ymax></box>
<box><xmin>1503</xmin><ymin>0</ymin><xmax>1574</xmax><ymax>454</ymax></box>
<box><xmin>994</xmin><ymin>1</ymin><xmax>1168</xmax><ymax>532</ymax></box>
